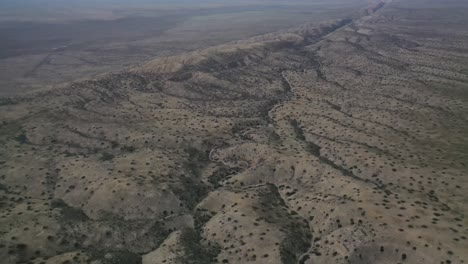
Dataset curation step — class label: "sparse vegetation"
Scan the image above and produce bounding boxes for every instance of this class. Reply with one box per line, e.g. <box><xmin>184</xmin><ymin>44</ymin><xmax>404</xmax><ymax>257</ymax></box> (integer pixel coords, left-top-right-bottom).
<box><xmin>0</xmin><ymin>0</ymin><xmax>467</xmax><ymax>263</ymax></box>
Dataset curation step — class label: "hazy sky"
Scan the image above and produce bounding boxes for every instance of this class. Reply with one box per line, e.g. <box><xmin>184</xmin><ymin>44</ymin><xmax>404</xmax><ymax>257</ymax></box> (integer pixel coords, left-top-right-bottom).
<box><xmin>0</xmin><ymin>0</ymin><xmax>252</xmax><ymax>8</ymax></box>
<box><xmin>0</xmin><ymin>0</ymin><xmax>318</xmax><ymax>10</ymax></box>
<box><xmin>0</xmin><ymin>0</ymin><xmax>344</xmax><ymax>22</ymax></box>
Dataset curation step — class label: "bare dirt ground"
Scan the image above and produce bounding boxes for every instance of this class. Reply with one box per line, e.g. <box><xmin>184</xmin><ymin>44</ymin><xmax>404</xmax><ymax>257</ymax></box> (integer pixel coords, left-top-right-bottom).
<box><xmin>0</xmin><ymin>0</ymin><xmax>467</xmax><ymax>263</ymax></box>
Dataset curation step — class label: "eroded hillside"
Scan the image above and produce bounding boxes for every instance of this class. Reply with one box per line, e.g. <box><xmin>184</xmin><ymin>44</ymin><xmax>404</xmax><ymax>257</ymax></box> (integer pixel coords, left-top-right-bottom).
<box><xmin>0</xmin><ymin>0</ymin><xmax>468</xmax><ymax>263</ymax></box>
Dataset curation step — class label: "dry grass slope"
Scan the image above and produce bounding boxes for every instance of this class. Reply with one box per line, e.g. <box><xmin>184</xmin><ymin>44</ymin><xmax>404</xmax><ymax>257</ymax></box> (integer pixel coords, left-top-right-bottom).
<box><xmin>0</xmin><ymin>0</ymin><xmax>467</xmax><ymax>263</ymax></box>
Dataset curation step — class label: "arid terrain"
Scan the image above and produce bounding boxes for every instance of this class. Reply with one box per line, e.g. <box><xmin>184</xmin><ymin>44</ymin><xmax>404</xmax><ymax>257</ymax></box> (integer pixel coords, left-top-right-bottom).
<box><xmin>1</xmin><ymin>0</ymin><xmax>468</xmax><ymax>263</ymax></box>
<box><xmin>0</xmin><ymin>0</ymin><xmax>367</xmax><ymax>96</ymax></box>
